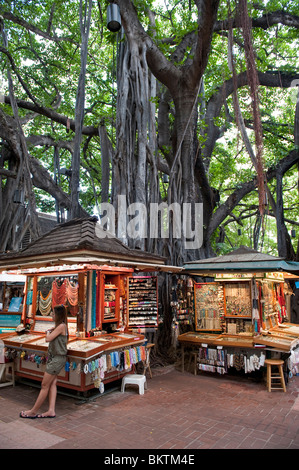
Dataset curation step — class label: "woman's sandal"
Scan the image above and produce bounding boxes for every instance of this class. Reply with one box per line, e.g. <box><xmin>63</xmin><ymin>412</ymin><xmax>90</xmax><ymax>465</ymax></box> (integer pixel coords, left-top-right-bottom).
<box><xmin>36</xmin><ymin>414</ymin><xmax>56</xmax><ymax>418</ymax></box>
<box><xmin>19</xmin><ymin>411</ymin><xmax>37</xmax><ymax>419</ymax></box>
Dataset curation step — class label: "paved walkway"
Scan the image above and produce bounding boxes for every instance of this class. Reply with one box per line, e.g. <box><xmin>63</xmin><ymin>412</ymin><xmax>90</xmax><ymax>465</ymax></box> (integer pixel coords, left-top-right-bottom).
<box><xmin>0</xmin><ymin>365</ymin><xmax>298</xmax><ymax>451</ymax></box>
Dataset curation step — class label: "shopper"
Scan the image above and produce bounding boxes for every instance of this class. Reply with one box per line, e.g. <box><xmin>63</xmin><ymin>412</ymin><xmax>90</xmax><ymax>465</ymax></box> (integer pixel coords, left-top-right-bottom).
<box><xmin>20</xmin><ymin>304</ymin><xmax>68</xmax><ymax>419</ymax></box>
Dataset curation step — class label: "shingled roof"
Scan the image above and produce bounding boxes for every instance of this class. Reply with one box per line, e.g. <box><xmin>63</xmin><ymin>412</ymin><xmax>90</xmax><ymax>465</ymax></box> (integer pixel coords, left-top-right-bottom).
<box><xmin>185</xmin><ymin>246</ymin><xmax>284</xmax><ymax>265</ymax></box>
<box><xmin>184</xmin><ymin>245</ymin><xmax>299</xmax><ymax>275</ymax></box>
<box><xmin>0</xmin><ymin>216</ymin><xmax>168</xmax><ymax>270</ymax></box>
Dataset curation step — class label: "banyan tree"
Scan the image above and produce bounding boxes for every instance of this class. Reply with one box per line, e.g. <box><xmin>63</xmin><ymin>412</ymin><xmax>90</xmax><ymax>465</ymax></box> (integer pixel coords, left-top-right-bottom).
<box><xmin>0</xmin><ymin>0</ymin><xmax>299</xmax><ymax>265</ymax></box>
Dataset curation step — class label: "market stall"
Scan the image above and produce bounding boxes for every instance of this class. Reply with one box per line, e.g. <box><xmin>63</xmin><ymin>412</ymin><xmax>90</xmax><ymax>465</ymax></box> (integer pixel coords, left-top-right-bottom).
<box><xmin>0</xmin><ymin>274</ymin><xmax>26</xmax><ymax>336</ymax></box>
<box><xmin>177</xmin><ymin>246</ymin><xmax>299</xmax><ymax>380</ymax></box>
<box><xmin>0</xmin><ymin>216</ymin><xmax>180</xmax><ymax>393</ymax></box>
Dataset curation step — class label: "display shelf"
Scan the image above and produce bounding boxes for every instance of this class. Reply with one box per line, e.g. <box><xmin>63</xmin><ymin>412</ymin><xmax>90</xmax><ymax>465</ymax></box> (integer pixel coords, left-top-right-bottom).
<box><xmin>103</xmin><ymin>287</ymin><xmax>117</xmax><ymax>322</ymax></box>
<box><xmin>33</xmin><ymin>317</ymin><xmax>77</xmax><ymax>336</ymax></box>
<box><xmin>253</xmin><ymin>334</ymin><xmax>299</xmax><ymax>351</ymax></box>
<box><xmin>86</xmin><ymin>333</ymin><xmax>145</xmax><ymax>351</ymax></box>
<box><xmin>268</xmin><ymin>331</ymin><xmax>299</xmax><ymax>340</ymax></box>
<box><xmin>272</xmin><ymin>324</ymin><xmax>299</xmax><ymax>337</ymax></box>
<box><xmin>194</xmin><ymin>282</ymin><xmax>224</xmax><ymax>331</ymax></box>
<box><xmin>225</xmin><ymin>318</ymin><xmax>253</xmax><ymax>335</ymax></box>
<box><xmin>23</xmin><ymin>336</ymin><xmax>49</xmax><ymax>352</ymax></box>
<box><xmin>177</xmin><ymin>331</ymin><xmax>220</xmax><ymax>346</ymax></box>
<box><xmin>197</xmin><ymin>347</ymin><xmax>227</xmax><ymax>374</ymax></box>
<box><xmin>214</xmin><ymin>334</ymin><xmax>254</xmax><ymax>348</ymax></box>
<box><xmin>4</xmin><ymin>333</ymin><xmax>43</xmax><ymax>347</ymax></box>
<box><xmin>98</xmin><ymin>273</ymin><xmax>123</xmax><ymax>326</ymax></box>
<box><xmin>67</xmin><ymin>339</ymin><xmax>108</xmax><ymax>358</ymax></box>
<box><xmin>224</xmin><ymin>282</ymin><xmax>252</xmax><ymax>317</ymax></box>
<box><xmin>128</xmin><ymin>276</ymin><xmax>158</xmax><ymax>327</ymax></box>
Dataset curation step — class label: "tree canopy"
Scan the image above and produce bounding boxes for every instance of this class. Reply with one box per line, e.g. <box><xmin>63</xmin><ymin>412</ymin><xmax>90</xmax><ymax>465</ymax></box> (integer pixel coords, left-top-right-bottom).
<box><xmin>0</xmin><ymin>0</ymin><xmax>299</xmax><ymax>264</ymax></box>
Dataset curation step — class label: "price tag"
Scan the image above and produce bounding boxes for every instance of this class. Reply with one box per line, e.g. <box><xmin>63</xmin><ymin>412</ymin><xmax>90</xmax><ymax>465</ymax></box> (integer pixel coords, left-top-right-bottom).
<box><xmin>217</xmin><ymin>346</ymin><xmax>223</xmax><ymax>350</ymax></box>
<box><xmin>201</xmin><ymin>343</ymin><xmax>208</xmax><ymax>348</ymax></box>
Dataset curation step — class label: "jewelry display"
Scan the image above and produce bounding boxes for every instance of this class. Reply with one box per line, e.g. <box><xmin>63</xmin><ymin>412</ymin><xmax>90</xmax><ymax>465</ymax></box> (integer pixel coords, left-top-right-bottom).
<box><xmin>197</xmin><ymin>347</ymin><xmax>227</xmax><ymax>374</ymax></box>
<box><xmin>194</xmin><ymin>283</ymin><xmax>224</xmax><ymax>331</ymax></box>
<box><xmin>224</xmin><ymin>282</ymin><xmax>251</xmax><ymax>317</ymax></box>
<box><xmin>128</xmin><ymin>276</ymin><xmax>158</xmax><ymax>327</ymax></box>
<box><xmin>104</xmin><ymin>285</ymin><xmax>117</xmax><ymax>320</ymax></box>
<box><xmin>38</xmin><ymin>290</ymin><xmax>52</xmax><ymax>316</ymax></box>
<box><xmin>52</xmin><ymin>278</ymin><xmax>67</xmax><ymax>307</ymax></box>
<box><xmin>171</xmin><ymin>277</ymin><xmax>194</xmax><ymax>326</ymax></box>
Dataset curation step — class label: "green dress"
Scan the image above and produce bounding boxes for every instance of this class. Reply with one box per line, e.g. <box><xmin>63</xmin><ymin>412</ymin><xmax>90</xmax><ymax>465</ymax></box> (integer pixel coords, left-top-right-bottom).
<box><xmin>46</xmin><ymin>328</ymin><xmax>68</xmax><ymax>376</ymax></box>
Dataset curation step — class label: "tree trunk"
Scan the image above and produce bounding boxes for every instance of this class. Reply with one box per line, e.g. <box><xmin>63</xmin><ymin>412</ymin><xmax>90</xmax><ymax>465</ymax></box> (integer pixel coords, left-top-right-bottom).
<box><xmin>70</xmin><ymin>0</ymin><xmax>93</xmax><ymax>219</ymax></box>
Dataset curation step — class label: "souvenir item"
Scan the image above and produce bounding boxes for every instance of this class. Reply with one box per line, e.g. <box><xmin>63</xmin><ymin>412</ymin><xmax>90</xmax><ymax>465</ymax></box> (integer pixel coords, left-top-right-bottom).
<box><xmin>128</xmin><ymin>276</ymin><xmax>158</xmax><ymax>326</ymax></box>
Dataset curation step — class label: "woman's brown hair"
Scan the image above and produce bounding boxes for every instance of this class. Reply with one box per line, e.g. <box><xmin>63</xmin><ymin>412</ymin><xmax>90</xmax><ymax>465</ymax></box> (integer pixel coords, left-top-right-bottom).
<box><xmin>53</xmin><ymin>305</ymin><xmax>68</xmax><ymax>335</ymax></box>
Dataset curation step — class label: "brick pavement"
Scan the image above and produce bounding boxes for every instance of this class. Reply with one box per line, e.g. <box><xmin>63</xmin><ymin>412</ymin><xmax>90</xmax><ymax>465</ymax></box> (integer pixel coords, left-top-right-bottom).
<box><xmin>0</xmin><ymin>365</ymin><xmax>298</xmax><ymax>451</ymax></box>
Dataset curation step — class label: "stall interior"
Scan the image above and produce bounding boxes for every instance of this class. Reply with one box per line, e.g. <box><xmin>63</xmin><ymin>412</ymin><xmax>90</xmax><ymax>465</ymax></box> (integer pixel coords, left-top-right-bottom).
<box><xmin>0</xmin><ymin>279</ymin><xmax>25</xmax><ymax>334</ymax></box>
<box><xmin>175</xmin><ymin>273</ymin><xmax>299</xmax><ymax>377</ymax></box>
<box><xmin>173</xmin><ymin>272</ymin><xmax>289</xmax><ymax>334</ymax></box>
<box><xmin>23</xmin><ymin>270</ymin><xmax>158</xmax><ymax>335</ymax></box>
<box><xmin>1</xmin><ymin>267</ymin><xmax>158</xmax><ymax>393</ymax></box>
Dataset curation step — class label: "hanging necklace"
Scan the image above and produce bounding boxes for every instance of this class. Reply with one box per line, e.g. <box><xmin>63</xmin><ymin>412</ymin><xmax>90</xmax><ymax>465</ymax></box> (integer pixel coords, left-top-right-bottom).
<box><xmin>66</xmin><ymin>279</ymin><xmax>78</xmax><ymax>306</ymax></box>
<box><xmin>52</xmin><ymin>278</ymin><xmax>67</xmax><ymax>306</ymax></box>
<box><xmin>39</xmin><ymin>290</ymin><xmax>52</xmax><ymax>316</ymax></box>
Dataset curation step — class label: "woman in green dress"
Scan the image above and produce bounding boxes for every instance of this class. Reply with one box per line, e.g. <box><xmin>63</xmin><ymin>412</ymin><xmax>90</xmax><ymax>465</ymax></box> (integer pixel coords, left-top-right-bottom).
<box><xmin>20</xmin><ymin>305</ymin><xmax>68</xmax><ymax>419</ymax></box>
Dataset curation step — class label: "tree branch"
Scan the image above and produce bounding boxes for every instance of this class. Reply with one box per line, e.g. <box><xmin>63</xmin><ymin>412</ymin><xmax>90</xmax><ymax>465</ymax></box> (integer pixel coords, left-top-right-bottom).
<box><xmin>3</xmin><ymin>96</ymin><xmax>98</xmax><ymax>136</ymax></box>
<box><xmin>207</xmin><ymin>149</ymin><xmax>299</xmax><ymax>240</ymax></box>
<box><xmin>214</xmin><ymin>10</ymin><xmax>299</xmax><ymax>32</ymax></box>
<box><xmin>0</xmin><ymin>8</ymin><xmax>78</xmax><ymax>44</ymax></box>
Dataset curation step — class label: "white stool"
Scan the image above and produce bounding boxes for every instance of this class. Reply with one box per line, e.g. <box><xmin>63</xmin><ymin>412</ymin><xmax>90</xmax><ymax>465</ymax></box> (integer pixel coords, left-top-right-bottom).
<box><xmin>121</xmin><ymin>374</ymin><xmax>147</xmax><ymax>395</ymax></box>
<box><xmin>0</xmin><ymin>362</ymin><xmax>15</xmax><ymax>388</ymax></box>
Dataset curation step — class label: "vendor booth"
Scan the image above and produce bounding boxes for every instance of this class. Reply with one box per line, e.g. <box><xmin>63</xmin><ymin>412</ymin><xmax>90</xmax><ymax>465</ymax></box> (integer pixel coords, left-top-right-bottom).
<box><xmin>0</xmin><ymin>273</ymin><xmax>26</xmax><ymax>335</ymax></box>
<box><xmin>0</xmin><ymin>216</ymin><xmax>180</xmax><ymax>393</ymax></box>
<box><xmin>176</xmin><ymin>246</ymin><xmax>299</xmax><ymax>381</ymax></box>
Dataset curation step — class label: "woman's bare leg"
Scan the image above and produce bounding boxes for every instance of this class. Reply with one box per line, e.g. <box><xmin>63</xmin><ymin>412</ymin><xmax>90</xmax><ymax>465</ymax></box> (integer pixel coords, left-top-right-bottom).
<box><xmin>42</xmin><ymin>375</ymin><xmax>57</xmax><ymax>417</ymax></box>
<box><xmin>20</xmin><ymin>372</ymin><xmax>56</xmax><ymax>417</ymax></box>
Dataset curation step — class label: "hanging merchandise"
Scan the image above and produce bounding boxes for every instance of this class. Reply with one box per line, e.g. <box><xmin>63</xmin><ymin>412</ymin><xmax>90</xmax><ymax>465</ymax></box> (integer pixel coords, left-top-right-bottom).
<box><xmin>226</xmin><ymin>351</ymin><xmax>266</xmax><ymax>373</ymax></box>
<box><xmin>36</xmin><ymin>277</ymin><xmax>53</xmax><ymax>316</ymax></box>
<box><xmin>90</xmin><ymin>272</ymin><xmax>97</xmax><ymax>327</ymax></box>
<box><xmin>197</xmin><ymin>347</ymin><xmax>227</xmax><ymax>374</ymax></box>
<box><xmin>171</xmin><ymin>277</ymin><xmax>195</xmax><ymax>326</ymax></box>
<box><xmin>66</xmin><ymin>278</ymin><xmax>79</xmax><ymax>316</ymax></box>
<box><xmin>38</xmin><ymin>290</ymin><xmax>52</xmax><ymax>316</ymax></box>
<box><xmin>52</xmin><ymin>278</ymin><xmax>67</xmax><ymax>307</ymax></box>
<box><xmin>275</xmin><ymin>283</ymin><xmax>287</xmax><ymax>322</ymax></box>
<box><xmin>252</xmin><ymin>279</ymin><xmax>260</xmax><ymax>333</ymax></box>
<box><xmin>288</xmin><ymin>349</ymin><xmax>299</xmax><ymax>377</ymax></box>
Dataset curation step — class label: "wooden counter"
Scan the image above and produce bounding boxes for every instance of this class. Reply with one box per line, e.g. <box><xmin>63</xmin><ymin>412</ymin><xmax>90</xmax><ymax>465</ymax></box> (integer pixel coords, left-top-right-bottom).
<box><xmin>2</xmin><ymin>331</ymin><xmax>145</xmax><ymax>393</ymax></box>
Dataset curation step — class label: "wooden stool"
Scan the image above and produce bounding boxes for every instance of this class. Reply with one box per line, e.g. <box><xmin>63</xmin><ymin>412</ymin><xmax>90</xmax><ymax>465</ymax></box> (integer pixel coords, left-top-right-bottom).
<box><xmin>187</xmin><ymin>351</ymin><xmax>198</xmax><ymax>376</ymax></box>
<box><xmin>0</xmin><ymin>362</ymin><xmax>15</xmax><ymax>388</ymax></box>
<box><xmin>265</xmin><ymin>359</ymin><xmax>286</xmax><ymax>392</ymax></box>
<box><xmin>143</xmin><ymin>343</ymin><xmax>154</xmax><ymax>379</ymax></box>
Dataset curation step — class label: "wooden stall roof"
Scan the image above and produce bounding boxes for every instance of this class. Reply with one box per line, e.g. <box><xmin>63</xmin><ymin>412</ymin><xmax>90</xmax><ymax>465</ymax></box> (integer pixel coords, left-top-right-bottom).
<box><xmin>184</xmin><ymin>245</ymin><xmax>299</xmax><ymax>275</ymax></box>
<box><xmin>0</xmin><ymin>216</ymin><xmax>181</xmax><ymax>273</ymax></box>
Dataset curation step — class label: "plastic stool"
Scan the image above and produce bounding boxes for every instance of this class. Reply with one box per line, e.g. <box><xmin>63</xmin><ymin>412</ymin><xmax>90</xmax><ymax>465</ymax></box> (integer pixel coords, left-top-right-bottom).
<box><xmin>121</xmin><ymin>374</ymin><xmax>147</xmax><ymax>395</ymax></box>
<box><xmin>265</xmin><ymin>359</ymin><xmax>286</xmax><ymax>392</ymax></box>
<box><xmin>0</xmin><ymin>362</ymin><xmax>15</xmax><ymax>388</ymax></box>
